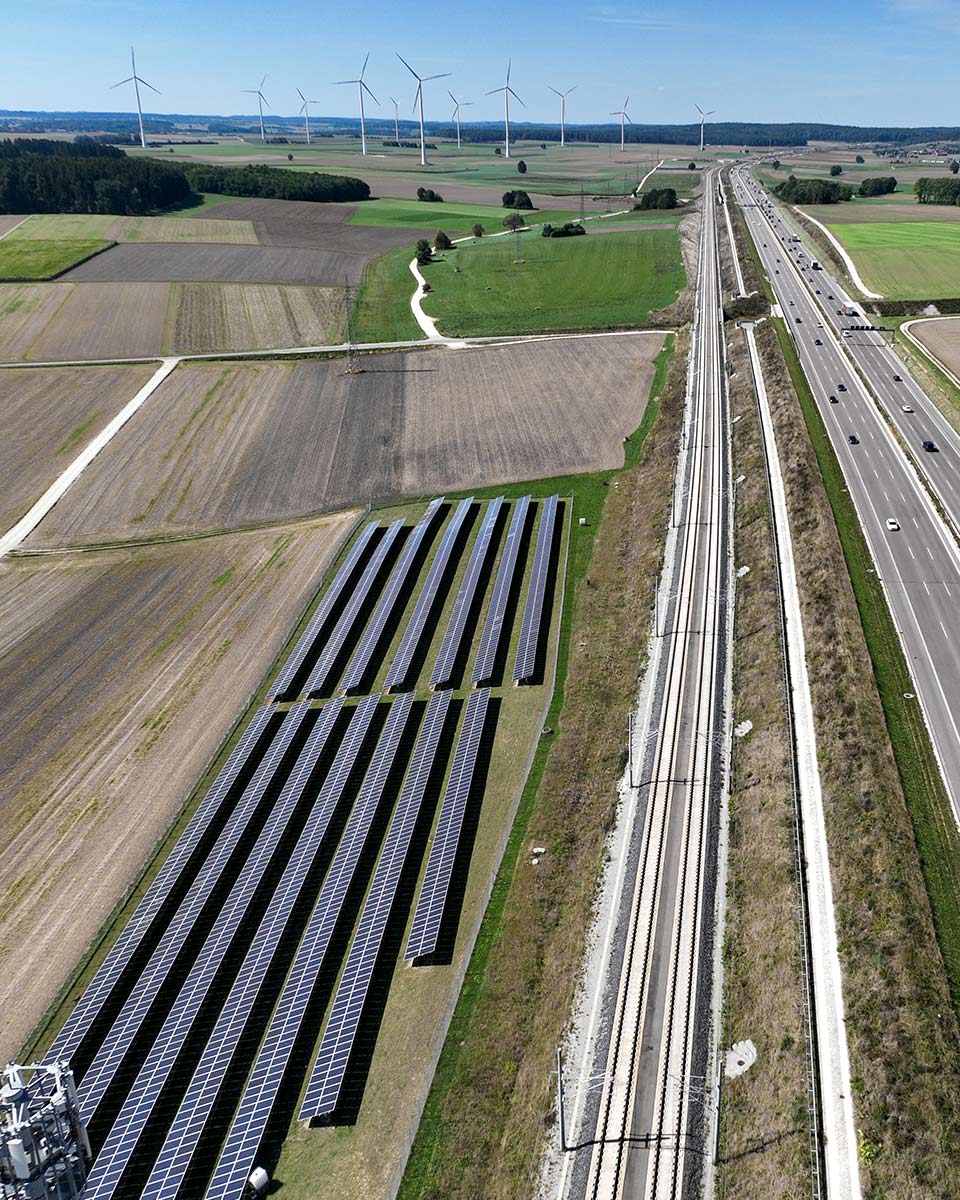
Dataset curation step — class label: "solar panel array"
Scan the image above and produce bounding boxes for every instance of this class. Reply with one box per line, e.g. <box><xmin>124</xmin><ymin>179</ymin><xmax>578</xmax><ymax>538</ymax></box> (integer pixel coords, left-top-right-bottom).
<box><xmin>202</xmin><ymin>695</ymin><xmax>413</xmax><ymax>1200</ymax></box>
<box><xmin>429</xmin><ymin>498</ymin><xmax>503</xmax><ymax>691</ymax></box>
<box><xmin>45</xmin><ymin>704</ymin><xmax>276</xmax><ymax>1070</ymax></box>
<box><xmin>268</xmin><ymin>521</ymin><xmax>380</xmax><ymax>701</ymax></box>
<box><xmin>304</xmin><ymin>519</ymin><xmax>406</xmax><ymax>697</ymax></box>
<box><xmin>80</xmin><ymin>699</ymin><xmax>349</xmax><ymax>1200</ymax></box>
<box><xmin>513</xmin><ymin>496</ymin><xmax>559</xmax><ymax>685</ymax></box>
<box><xmin>384</xmin><ymin>498</ymin><xmax>474</xmax><ymax>692</ymax></box>
<box><xmin>299</xmin><ymin>691</ymin><xmax>452</xmax><ymax>1122</ymax></box>
<box><xmin>405</xmin><ymin>688</ymin><xmax>491</xmax><ymax>963</ymax></box>
<box><xmin>77</xmin><ymin>701</ymin><xmax>314</xmax><ymax>1127</ymax></box>
<box><xmin>472</xmin><ymin>496</ymin><xmax>531</xmax><ymax>686</ymax></box>
<box><xmin>139</xmin><ymin>695</ymin><xmax>415</xmax><ymax>1200</ymax></box>
<box><xmin>339</xmin><ymin>498</ymin><xmax>445</xmax><ymax>694</ymax></box>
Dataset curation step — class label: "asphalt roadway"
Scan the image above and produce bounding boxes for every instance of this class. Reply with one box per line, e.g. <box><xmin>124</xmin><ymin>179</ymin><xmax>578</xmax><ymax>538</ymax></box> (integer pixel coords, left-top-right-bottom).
<box><xmin>732</xmin><ymin>167</ymin><xmax>960</xmax><ymax>824</ymax></box>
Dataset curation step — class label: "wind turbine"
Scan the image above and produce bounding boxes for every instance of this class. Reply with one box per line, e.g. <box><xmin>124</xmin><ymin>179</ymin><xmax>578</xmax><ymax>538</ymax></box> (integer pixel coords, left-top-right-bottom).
<box><xmin>696</xmin><ymin>104</ymin><xmax>716</xmax><ymax>153</ymax></box>
<box><xmin>242</xmin><ymin>76</ymin><xmax>270</xmax><ymax>142</ymax></box>
<box><xmin>448</xmin><ymin>91</ymin><xmax>472</xmax><ymax>150</ymax></box>
<box><xmin>611</xmin><ymin>96</ymin><xmax>631</xmax><ymax>153</ymax></box>
<box><xmin>397</xmin><ymin>53</ymin><xmax>450</xmax><ymax>167</ymax></box>
<box><xmin>335</xmin><ymin>53</ymin><xmax>378</xmax><ymax>155</ymax></box>
<box><xmin>297</xmin><ymin>88</ymin><xmax>320</xmax><ymax>144</ymax></box>
<box><xmin>111</xmin><ymin>47</ymin><xmax>159</xmax><ymax>150</ymax></box>
<box><xmin>389</xmin><ymin>96</ymin><xmax>400</xmax><ymax>144</ymax></box>
<box><xmin>549</xmin><ymin>85</ymin><xmax>575</xmax><ymax>148</ymax></box>
<box><xmin>487</xmin><ymin>60</ymin><xmax>523</xmax><ymax>159</ymax></box>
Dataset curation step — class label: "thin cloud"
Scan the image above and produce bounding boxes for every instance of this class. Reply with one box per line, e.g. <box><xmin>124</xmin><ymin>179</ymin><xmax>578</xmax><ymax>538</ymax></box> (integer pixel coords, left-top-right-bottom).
<box><xmin>585</xmin><ymin>6</ymin><xmax>710</xmax><ymax>32</ymax></box>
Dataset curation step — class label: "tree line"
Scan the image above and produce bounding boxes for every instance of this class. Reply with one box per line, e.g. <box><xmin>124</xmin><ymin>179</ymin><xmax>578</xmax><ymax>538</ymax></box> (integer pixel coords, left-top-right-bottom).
<box><xmin>772</xmin><ymin>176</ymin><xmax>853</xmax><ymax>204</ymax></box>
<box><xmin>0</xmin><ymin>137</ymin><xmax>126</xmax><ymax>159</ymax></box>
<box><xmin>634</xmin><ymin>187</ymin><xmax>678</xmax><ymax>210</ymax></box>
<box><xmin>179</xmin><ymin>162</ymin><xmax>369</xmax><ymax>202</ymax></box>
<box><xmin>914</xmin><ymin>177</ymin><xmax>960</xmax><ymax>205</ymax></box>
<box><xmin>858</xmin><ymin>176</ymin><xmax>897</xmax><ymax>197</ymax></box>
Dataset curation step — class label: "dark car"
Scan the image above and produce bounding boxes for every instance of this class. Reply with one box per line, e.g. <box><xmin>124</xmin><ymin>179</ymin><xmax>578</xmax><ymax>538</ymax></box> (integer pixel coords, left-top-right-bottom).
<box><xmin>796</xmin><ymin>317</ymin><xmax>802</xmax><ymax>323</ymax></box>
<box><xmin>838</xmin><ymin>383</ymin><xmax>847</xmax><ymax>392</ymax></box>
<box><xmin>923</xmin><ymin>439</ymin><xmax>938</xmax><ymax>452</ymax></box>
<box><xmin>829</xmin><ymin>395</ymin><xmax>838</xmax><ymax>404</ymax></box>
<box><xmin>815</xmin><ymin>338</ymin><xmax>823</xmax><ymax>345</ymax></box>
<box><xmin>849</xmin><ymin>434</ymin><xmax>859</xmax><ymax>444</ymax></box>
<box><xmin>893</xmin><ymin>374</ymin><xmax>902</xmax><ymax>382</ymax></box>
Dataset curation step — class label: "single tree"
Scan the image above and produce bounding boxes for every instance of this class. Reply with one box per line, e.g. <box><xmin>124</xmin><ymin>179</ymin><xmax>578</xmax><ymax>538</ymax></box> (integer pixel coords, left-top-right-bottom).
<box><xmin>415</xmin><ymin>238</ymin><xmax>432</xmax><ymax>265</ymax></box>
<box><xmin>287</xmin><ymin>153</ymin><xmax>294</xmax><ymax>161</ymax></box>
<box><xmin>517</xmin><ymin>159</ymin><xmax>527</xmax><ymax>174</ymax></box>
<box><xmin>688</xmin><ymin>161</ymin><xmax>697</xmax><ymax>170</ymax></box>
<box><xmin>434</xmin><ymin>229</ymin><xmax>453</xmax><ymax>251</ymax></box>
<box><xmin>830</xmin><ymin>164</ymin><xmax>842</xmax><ymax>176</ymax></box>
<box><xmin>494</xmin><ymin>146</ymin><xmax>502</xmax><ymax>156</ymax></box>
<box><xmin>772</xmin><ymin>159</ymin><xmax>780</xmax><ymax>170</ymax></box>
<box><xmin>951</xmin><ymin>160</ymin><xmax>960</xmax><ymax>175</ymax></box>
<box><xmin>855</xmin><ymin>155</ymin><xmax>865</xmax><ymax>164</ymax></box>
<box><xmin>472</xmin><ymin>223</ymin><xmax>484</xmax><ymax>238</ymax></box>
<box><xmin>503</xmin><ymin>211</ymin><xmax>525</xmax><ymax>230</ymax></box>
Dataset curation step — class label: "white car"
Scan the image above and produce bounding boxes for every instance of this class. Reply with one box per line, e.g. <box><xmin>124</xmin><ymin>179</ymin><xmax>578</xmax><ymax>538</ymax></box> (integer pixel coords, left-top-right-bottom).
<box><xmin>901</xmin><ymin>404</ymin><xmax>915</xmax><ymax>413</ymax></box>
<box><xmin>885</xmin><ymin>518</ymin><xmax>900</xmax><ymax>531</ymax></box>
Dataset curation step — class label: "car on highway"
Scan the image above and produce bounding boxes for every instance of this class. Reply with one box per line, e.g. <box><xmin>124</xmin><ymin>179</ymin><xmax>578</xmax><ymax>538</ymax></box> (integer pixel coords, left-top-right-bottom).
<box><xmin>838</xmin><ymin>383</ymin><xmax>847</xmax><ymax>392</ymax></box>
<box><xmin>796</xmin><ymin>317</ymin><xmax>802</xmax><ymax>323</ymax></box>
<box><xmin>848</xmin><ymin>434</ymin><xmax>859</xmax><ymax>444</ymax></box>
<box><xmin>885</xmin><ymin>518</ymin><xmax>900</xmax><ymax>531</ymax></box>
<box><xmin>815</xmin><ymin>338</ymin><xmax>822</xmax><ymax>345</ymax></box>
<box><xmin>893</xmin><ymin>374</ymin><xmax>902</xmax><ymax>382</ymax></box>
<box><xmin>902</xmin><ymin>404</ymin><xmax>914</xmax><ymax>413</ymax></box>
<box><xmin>829</xmin><ymin>395</ymin><xmax>838</xmax><ymax>404</ymax></box>
<box><xmin>923</xmin><ymin>439</ymin><xmax>938</xmax><ymax>452</ymax></box>
<box><xmin>789</xmin><ymin>299</ymin><xmax>794</xmax><ymax>305</ymax></box>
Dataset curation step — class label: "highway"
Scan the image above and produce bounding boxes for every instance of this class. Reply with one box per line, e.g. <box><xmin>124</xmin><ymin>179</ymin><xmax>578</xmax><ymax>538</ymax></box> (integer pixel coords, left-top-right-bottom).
<box><xmin>731</xmin><ymin>167</ymin><xmax>960</xmax><ymax>824</ymax></box>
<box><xmin>577</xmin><ymin>167</ymin><xmax>731</xmax><ymax>1200</ymax></box>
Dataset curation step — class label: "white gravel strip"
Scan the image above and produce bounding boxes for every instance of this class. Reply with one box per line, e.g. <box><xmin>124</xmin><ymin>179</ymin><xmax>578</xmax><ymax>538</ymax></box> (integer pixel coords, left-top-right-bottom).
<box><xmin>792</xmin><ymin>209</ymin><xmax>884</xmax><ymax>299</ymax></box>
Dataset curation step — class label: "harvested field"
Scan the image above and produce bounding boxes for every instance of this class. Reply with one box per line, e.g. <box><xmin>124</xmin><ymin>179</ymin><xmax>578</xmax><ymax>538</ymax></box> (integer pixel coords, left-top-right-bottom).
<box><xmin>27</xmin><ymin>334</ymin><xmax>664</xmax><ymax>545</ymax></box>
<box><xmin>65</xmin><ymin>242</ymin><xmax>376</xmax><ymax>286</ymax></box>
<box><xmin>0</xmin><ymin>282</ymin><xmax>167</xmax><ymax>361</ymax></box>
<box><xmin>0</xmin><ymin>364</ymin><xmax>154</xmax><ymax>533</ymax></box>
<box><xmin>910</xmin><ymin>316</ymin><xmax>960</xmax><ymax>378</ymax></box>
<box><xmin>0</xmin><ymin>511</ymin><xmax>355</xmax><ymax>1061</ymax></box>
<box><xmin>8</xmin><ymin>213</ymin><xmax>258</xmax><ymax>244</ymax></box>
<box><xmin>166</xmin><ymin>283</ymin><xmax>343</xmax><ymax>354</ymax></box>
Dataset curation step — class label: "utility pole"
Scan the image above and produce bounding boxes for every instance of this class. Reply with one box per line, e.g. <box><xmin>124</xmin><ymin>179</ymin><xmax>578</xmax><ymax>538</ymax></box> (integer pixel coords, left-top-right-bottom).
<box><xmin>343</xmin><ymin>277</ymin><xmax>363</xmax><ymax>374</ymax></box>
<box><xmin>556</xmin><ymin>1049</ymin><xmax>568</xmax><ymax>1152</ymax></box>
<box><xmin>579</xmin><ymin>183</ymin><xmax>585</xmax><ymax>221</ymax></box>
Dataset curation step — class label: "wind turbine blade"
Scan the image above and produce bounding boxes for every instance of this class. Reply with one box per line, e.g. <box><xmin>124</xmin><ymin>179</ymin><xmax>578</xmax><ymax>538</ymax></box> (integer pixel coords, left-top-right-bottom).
<box><xmin>241</xmin><ymin>89</ymin><xmax>259</xmax><ymax>94</ymax></box>
<box><xmin>624</xmin><ymin>96</ymin><xmax>629</xmax><ymax>109</ymax></box>
<box><xmin>299</xmin><ymin>103</ymin><xmax>307</xmax><ymax>115</ymax></box>
<box><xmin>508</xmin><ymin>87</ymin><xmax>524</xmax><ymax>106</ymax></box>
<box><xmin>111</xmin><ymin>77</ymin><xmax>134</xmax><ymax>88</ymax></box>
<box><xmin>297</xmin><ymin>87</ymin><xmax>306</xmax><ymax>103</ymax></box>
<box><xmin>360</xmin><ymin>51</ymin><xmax>370</xmax><ymax>79</ymax></box>
<box><xmin>625</xmin><ymin>114</ymin><xmax>632</xmax><ymax>123</ymax></box>
<box><xmin>333</xmin><ymin>79</ymin><xmax>359</xmax><ymax>86</ymax></box>
<box><xmin>567</xmin><ymin>85</ymin><xmax>577</xmax><ymax>95</ymax></box>
<box><xmin>259</xmin><ymin>74</ymin><xmax>267</xmax><ymax>91</ymax></box>
<box><xmin>138</xmin><ymin>78</ymin><xmax>161</xmax><ymax>94</ymax></box>
<box><xmin>696</xmin><ymin>103</ymin><xmax>704</xmax><ymax>116</ymax></box>
<box><xmin>462</xmin><ymin>100</ymin><xmax>473</xmax><ymax>106</ymax></box>
<box><xmin>486</xmin><ymin>87</ymin><xmax>505</xmax><ymax>96</ymax></box>
<box><xmin>506</xmin><ymin>58</ymin><xmax>511</xmax><ymax>83</ymax></box>
<box><xmin>396</xmin><ymin>52</ymin><xmax>419</xmax><ymax>80</ymax></box>
<box><xmin>361</xmin><ymin>81</ymin><xmax>379</xmax><ymax>104</ymax></box>
<box><xmin>448</xmin><ymin>90</ymin><xmax>457</xmax><ymax>104</ymax></box>
<box><xmin>422</xmin><ymin>73</ymin><xmax>450</xmax><ymax>81</ymax></box>
<box><xmin>549</xmin><ymin>87</ymin><xmax>562</xmax><ymax>97</ymax></box>
<box><xmin>261</xmin><ymin>94</ymin><xmax>271</xmax><ymax>109</ymax></box>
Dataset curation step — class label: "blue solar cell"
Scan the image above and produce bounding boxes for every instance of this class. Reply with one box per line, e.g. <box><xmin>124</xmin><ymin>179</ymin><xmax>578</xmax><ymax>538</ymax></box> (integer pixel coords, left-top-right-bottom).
<box><xmin>268</xmin><ymin>521</ymin><xmax>380</xmax><ymax>701</ymax></box>
<box><xmin>405</xmin><ymin>689</ymin><xmax>490</xmax><ymax>963</ymax></box>
<box><xmin>513</xmin><ymin>496</ymin><xmax>559</xmax><ymax>684</ymax></box>
<box><xmin>340</xmin><ymin>498</ymin><xmax>444</xmax><ymax>694</ymax></box>
<box><xmin>201</xmin><ymin>696</ymin><xmax>417</xmax><ymax>1200</ymax></box>
<box><xmin>429</xmin><ymin>498</ymin><xmax>503</xmax><ymax>691</ymax></box>
<box><xmin>45</xmin><ymin>703</ymin><xmax>276</xmax><ymax>1073</ymax></box>
<box><xmin>304</xmin><ymin>519</ymin><xmax>406</xmax><ymax>697</ymax></box>
<box><xmin>384</xmin><ymin>498</ymin><xmax>474</xmax><ymax>692</ymax></box>
<box><xmin>298</xmin><ymin>691</ymin><xmax>451</xmax><ymax>1121</ymax></box>
<box><xmin>76</xmin><ymin>701</ymin><xmax>317</xmax><ymax>1128</ymax></box>
<box><xmin>472</xmin><ymin>496</ymin><xmax>531</xmax><ymax>686</ymax></box>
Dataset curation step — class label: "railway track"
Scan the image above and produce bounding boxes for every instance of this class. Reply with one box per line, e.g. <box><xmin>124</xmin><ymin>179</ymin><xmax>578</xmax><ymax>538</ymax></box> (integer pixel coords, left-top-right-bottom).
<box><xmin>581</xmin><ymin>168</ymin><xmax>731</xmax><ymax>1200</ymax></box>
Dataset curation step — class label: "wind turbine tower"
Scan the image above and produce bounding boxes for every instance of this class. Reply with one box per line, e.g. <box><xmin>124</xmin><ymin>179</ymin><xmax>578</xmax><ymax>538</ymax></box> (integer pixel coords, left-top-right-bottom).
<box><xmin>448</xmin><ymin>91</ymin><xmax>472</xmax><ymax>150</ymax></box>
<box><xmin>390</xmin><ymin>96</ymin><xmax>400</xmax><ymax>144</ymax></box>
<box><xmin>549</xmin><ymin>85</ymin><xmax>575</xmax><ymax>148</ymax></box>
<box><xmin>111</xmin><ymin>47</ymin><xmax>159</xmax><ymax>149</ymax></box>
<box><xmin>696</xmin><ymin>104</ymin><xmax>716</xmax><ymax>153</ymax></box>
<box><xmin>487</xmin><ymin>61</ymin><xmax>523</xmax><ymax>159</ymax></box>
<box><xmin>242</xmin><ymin>76</ymin><xmax>270</xmax><ymax>142</ymax></box>
<box><xmin>335</xmin><ymin>53</ymin><xmax>378</xmax><ymax>155</ymax></box>
<box><xmin>397</xmin><ymin>53</ymin><xmax>450</xmax><ymax>167</ymax></box>
<box><xmin>611</xmin><ymin>96</ymin><xmax>631</xmax><ymax>153</ymax></box>
<box><xmin>297</xmin><ymin>88</ymin><xmax>320</xmax><ymax>144</ymax></box>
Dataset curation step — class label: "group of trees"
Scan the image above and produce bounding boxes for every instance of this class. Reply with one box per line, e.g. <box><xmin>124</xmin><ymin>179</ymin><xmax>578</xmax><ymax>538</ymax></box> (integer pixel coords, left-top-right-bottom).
<box><xmin>416</xmin><ymin>186</ymin><xmax>443</xmax><ymax>202</ymax></box>
<box><xmin>829</xmin><ymin>164</ymin><xmax>843</xmax><ymax>176</ymax></box>
<box><xmin>179</xmin><ymin>162</ymin><xmax>369</xmax><ymax>202</ymax></box>
<box><xmin>858</xmin><ymin>176</ymin><xmax>897</xmax><ymax>197</ymax></box>
<box><xmin>772</xmin><ymin>175</ymin><xmax>853</xmax><ymax>204</ymax></box>
<box><xmin>502</xmin><ymin>189</ymin><xmax>534</xmax><ymax>210</ymax></box>
<box><xmin>541</xmin><ymin>221</ymin><xmax>586</xmax><ymax>238</ymax></box>
<box><xmin>0</xmin><ymin>138</ymin><xmax>125</xmax><ymax>159</ymax></box>
<box><xmin>634</xmin><ymin>186</ymin><xmax>678</xmax><ymax>210</ymax></box>
<box><xmin>914</xmin><ymin>177</ymin><xmax>960</xmax><ymax>205</ymax></box>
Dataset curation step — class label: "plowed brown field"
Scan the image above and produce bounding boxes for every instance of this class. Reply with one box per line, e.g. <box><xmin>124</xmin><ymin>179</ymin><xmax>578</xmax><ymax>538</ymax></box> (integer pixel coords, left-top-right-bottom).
<box><xmin>0</xmin><ymin>511</ymin><xmax>355</xmax><ymax>1060</ymax></box>
<box><xmin>0</xmin><ymin>364</ymin><xmax>154</xmax><ymax>532</ymax></box>
<box><xmin>167</xmin><ymin>283</ymin><xmax>343</xmax><ymax>353</ymax></box>
<box><xmin>911</xmin><ymin>316</ymin><xmax>960</xmax><ymax>378</ymax></box>
<box><xmin>28</xmin><ymin>333</ymin><xmax>664</xmax><ymax>545</ymax></box>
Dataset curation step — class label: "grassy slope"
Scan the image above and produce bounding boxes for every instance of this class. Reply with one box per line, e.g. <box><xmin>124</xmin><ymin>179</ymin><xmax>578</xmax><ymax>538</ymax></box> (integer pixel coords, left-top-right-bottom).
<box><xmin>0</xmin><ymin>239</ymin><xmax>113</xmax><ymax>281</ymax></box>
<box><xmin>422</xmin><ymin>226</ymin><xmax>685</xmax><ymax>337</ymax></box>
<box><xmin>398</xmin><ymin>338</ymin><xmax>679</xmax><ymax>1200</ymax></box>
<box><xmin>353</xmin><ymin>244</ymin><xmax>423</xmax><ymax>343</ymax></box>
<box><xmin>826</xmin><ymin>221</ymin><xmax>960</xmax><ymax>298</ymax></box>
<box><xmin>350</xmin><ymin>197</ymin><xmax>578</xmax><ymax>231</ymax></box>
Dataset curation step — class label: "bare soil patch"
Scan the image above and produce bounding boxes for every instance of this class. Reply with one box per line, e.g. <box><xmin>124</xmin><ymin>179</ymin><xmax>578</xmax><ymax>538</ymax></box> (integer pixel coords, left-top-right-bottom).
<box><xmin>166</xmin><ymin>283</ymin><xmax>343</xmax><ymax>354</ymax></box>
<box><xmin>911</xmin><ymin>316</ymin><xmax>960</xmax><ymax>377</ymax></box>
<box><xmin>0</xmin><ymin>364</ymin><xmax>154</xmax><ymax>532</ymax></box>
<box><xmin>28</xmin><ymin>334</ymin><xmax>664</xmax><ymax>546</ymax></box>
<box><xmin>0</xmin><ymin>512</ymin><xmax>355</xmax><ymax>1060</ymax></box>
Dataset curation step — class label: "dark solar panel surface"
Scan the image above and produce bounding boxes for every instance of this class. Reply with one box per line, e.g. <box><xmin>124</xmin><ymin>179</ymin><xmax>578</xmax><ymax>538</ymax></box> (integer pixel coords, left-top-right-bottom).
<box><xmin>471</xmin><ymin>496</ymin><xmax>531</xmax><ymax>686</ymax></box>
<box><xmin>299</xmin><ymin>691</ymin><xmax>452</xmax><ymax>1120</ymax></box>
<box><xmin>79</xmin><ymin>700</ymin><xmax>349</xmax><ymax>1200</ymax></box>
<box><xmin>304</xmin><ymin>519</ymin><xmax>406</xmax><ymax>697</ymax></box>
<box><xmin>45</xmin><ymin>704</ymin><xmax>276</xmax><ymax>1070</ymax></box>
<box><xmin>384</xmin><ymin>498</ymin><xmax>474</xmax><ymax>692</ymax></box>
<box><xmin>268</xmin><ymin>521</ymin><xmax>380</xmax><ymax>700</ymax></box>
<box><xmin>139</xmin><ymin>695</ymin><xmax>414</xmax><ymax>1200</ymax></box>
<box><xmin>429</xmin><ymin>497</ymin><xmax>503</xmax><ymax>690</ymax></box>
<box><xmin>77</xmin><ymin>702</ymin><xmax>313</xmax><ymax>1127</ymax></box>
<box><xmin>340</xmin><ymin>498</ymin><xmax>444</xmax><ymax>694</ymax></box>
<box><xmin>513</xmin><ymin>496</ymin><xmax>559</xmax><ymax>684</ymax></box>
<box><xmin>202</xmin><ymin>695</ymin><xmax>412</xmax><ymax>1200</ymax></box>
<box><xmin>404</xmin><ymin>688</ymin><xmax>490</xmax><ymax>963</ymax></box>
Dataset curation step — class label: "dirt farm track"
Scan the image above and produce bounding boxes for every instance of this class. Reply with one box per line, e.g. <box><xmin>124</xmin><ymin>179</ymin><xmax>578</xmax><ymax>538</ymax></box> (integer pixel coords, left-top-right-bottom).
<box><xmin>27</xmin><ymin>334</ymin><xmax>665</xmax><ymax>546</ymax></box>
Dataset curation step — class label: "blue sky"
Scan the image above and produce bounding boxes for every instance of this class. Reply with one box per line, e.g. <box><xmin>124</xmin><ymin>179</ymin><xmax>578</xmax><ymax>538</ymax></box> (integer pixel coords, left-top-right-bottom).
<box><xmin>3</xmin><ymin>0</ymin><xmax>958</xmax><ymax>126</ymax></box>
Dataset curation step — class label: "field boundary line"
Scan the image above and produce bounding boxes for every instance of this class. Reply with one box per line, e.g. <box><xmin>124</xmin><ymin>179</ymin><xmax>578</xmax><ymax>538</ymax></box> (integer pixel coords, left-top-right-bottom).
<box><xmin>0</xmin><ymin>357</ymin><xmax>179</xmax><ymax>559</ymax></box>
<box><xmin>901</xmin><ymin>317</ymin><xmax>960</xmax><ymax>392</ymax></box>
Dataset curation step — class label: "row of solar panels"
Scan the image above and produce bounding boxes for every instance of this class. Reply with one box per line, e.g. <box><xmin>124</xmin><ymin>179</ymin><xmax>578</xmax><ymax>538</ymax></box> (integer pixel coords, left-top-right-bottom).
<box><xmin>67</xmin><ymin>687</ymin><xmax>493</xmax><ymax>1200</ymax></box>
<box><xmin>267</xmin><ymin>494</ymin><xmax>561</xmax><ymax>701</ymax></box>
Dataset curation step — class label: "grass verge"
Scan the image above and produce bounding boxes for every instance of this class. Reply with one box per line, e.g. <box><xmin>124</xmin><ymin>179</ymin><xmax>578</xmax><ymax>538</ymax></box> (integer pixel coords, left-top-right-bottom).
<box><xmin>0</xmin><ymin>238</ymin><xmax>114</xmax><ymax>281</ymax></box>
<box><xmin>353</xmin><ymin>243</ymin><xmax>424</xmax><ymax>344</ymax></box>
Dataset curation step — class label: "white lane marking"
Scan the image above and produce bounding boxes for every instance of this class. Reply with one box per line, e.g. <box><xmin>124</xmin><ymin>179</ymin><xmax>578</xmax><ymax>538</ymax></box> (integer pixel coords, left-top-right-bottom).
<box><xmin>927</xmin><ymin>546</ymin><xmax>935</xmax><ymax>560</ymax></box>
<box><xmin>924</xmin><ymin>581</ymin><xmax>931</xmax><ymax>595</ymax></box>
<box><xmin>908</xmin><ymin>546</ymin><xmax>916</xmax><ymax>560</ymax></box>
<box><xmin>941</xmin><ymin>621</ymin><xmax>949</xmax><ymax>638</ymax></box>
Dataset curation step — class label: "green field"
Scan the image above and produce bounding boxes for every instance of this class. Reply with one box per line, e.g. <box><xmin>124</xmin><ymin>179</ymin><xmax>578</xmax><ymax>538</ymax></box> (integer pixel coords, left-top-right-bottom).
<box><xmin>827</xmin><ymin>221</ymin><xmax>960</xmax><ymax>298</ymax></box>
<box><xmin>353</xmin><ymin>244</ymin><xmax>423</xmax><ymax>343</ymax></box>
<box><xmin>350</xmin><ymin>197</ymin><xmax>578</xmax><ymax>231</ymax></box>
<box><xmin>0</xmin><ymin>239</ymin><xmax>112</xmax><ymax>280</ymax></box>
<box><xmin>421</xmin><ymin>226</ymin><xmax>684</xmax><ymax>337</ymax></box>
